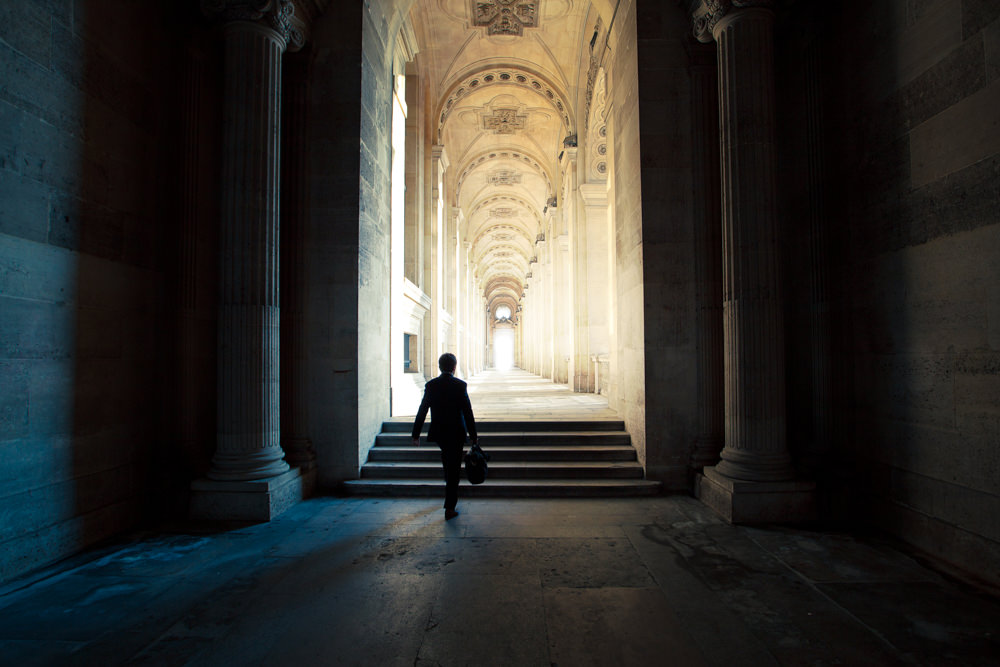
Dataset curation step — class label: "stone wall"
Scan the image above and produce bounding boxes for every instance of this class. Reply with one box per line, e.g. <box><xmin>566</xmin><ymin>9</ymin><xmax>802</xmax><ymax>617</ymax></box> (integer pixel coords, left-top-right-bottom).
<box><xmin>779</xmin><ymin>0</ymin><xmax>1000</xmax><ymax>586</ymax></box>
<box><xmin>306</xmin><ymin>3</ymin><xmax>392</xmax><ymax>485</ymax></box>
<box><xmin>608</xmin><ymin>0</ymin><xmax>699</xmax><ymax>489</ymax></box>
<box><xmin>635</xmin><ymin>1</ymin><xmax>699</xmax><ymax>490</ymax></box>
<box><xmin>357</xmin><ymin>6</ymin><xmax>394</xmax><ymax>474</ymax></box>
<box><xmin>0</xmin><ymin>1</ymin><xmax>217</xmax><ymax>582</ymax></box>
<box><xmin>608</xmin><ymin>0</ymin><xmax>647</xmax><ymax>471</ymax></box>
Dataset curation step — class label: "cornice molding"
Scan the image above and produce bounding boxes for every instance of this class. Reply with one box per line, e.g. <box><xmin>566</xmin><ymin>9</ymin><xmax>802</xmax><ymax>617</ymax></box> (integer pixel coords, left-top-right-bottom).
<box><xmin>690</xmin><ymin>0</ymin><xmax>775</xmax><ymax>43</ymax></box>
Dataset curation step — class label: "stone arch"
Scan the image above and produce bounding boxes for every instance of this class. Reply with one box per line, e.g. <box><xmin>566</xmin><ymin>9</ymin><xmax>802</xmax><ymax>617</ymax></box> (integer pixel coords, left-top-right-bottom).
<box><xmin>456</xmin><ymin>148</ymin><xmax>556</xmax><ymax>203</ymax></box>
<box><xmin>436</xmin><ymin>64</ymin><xmax>575</xmax><ymax>141</ymax></box>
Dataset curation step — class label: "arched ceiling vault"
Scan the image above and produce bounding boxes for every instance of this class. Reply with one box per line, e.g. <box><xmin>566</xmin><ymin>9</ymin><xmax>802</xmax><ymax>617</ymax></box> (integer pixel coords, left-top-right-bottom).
<box><xmin>406</xmin><ymin>0</ymin><xmax>598</xmax><ymax>312</ymax></box>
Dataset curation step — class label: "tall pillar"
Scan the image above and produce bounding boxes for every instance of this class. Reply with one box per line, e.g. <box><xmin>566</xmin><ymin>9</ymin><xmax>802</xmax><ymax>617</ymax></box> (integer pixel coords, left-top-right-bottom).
<box><xmin>425</xmin><ymin>145</ymin><xmax>448</xmax><ymax>375</ymax></box>
<box><xmin>578</xmin><ymin>183</ymin><xmax>610</xmax><ymax>393</ymax></box>
<box><xmin>802</xmin><ymin>36</ymin><xmax>834</xmax><ymax>474</ymax></box>
<box><xmin>280</xmin><ymin>48</ymin><xmax>316</xmax><ymax>480</ymax></box>
<box><xmin>692</xmin><ymin>0</ymin><xmax>815</xmax><ymax>522</ymax></box>
<box><xmin>688</xmin><ymin>42</ymin><xmax>724</xmax><ymax>470</ymax></box>
<box><xmin>192</xmin><ymin>0</ymin><xmax>304</xmax><ymax>520</ymax></box>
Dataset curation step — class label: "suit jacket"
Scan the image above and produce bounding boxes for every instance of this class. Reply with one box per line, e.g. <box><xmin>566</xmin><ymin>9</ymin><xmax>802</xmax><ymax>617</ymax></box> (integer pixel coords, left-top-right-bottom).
<box><xmin>411</xmin><ymin>373</ymin><xmax>477</xmax><ymax>445</ymax></box>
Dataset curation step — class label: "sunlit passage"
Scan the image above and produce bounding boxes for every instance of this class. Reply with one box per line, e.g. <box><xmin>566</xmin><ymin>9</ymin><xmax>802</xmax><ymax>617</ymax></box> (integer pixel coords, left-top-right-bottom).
<box><xmin>466</xmin><ymin>368</ymin><xmax>618</xmax><ymax>420</ymax></box>
<box><xmin>388</xmin><ymin>0</ymin><xmax>619</xmax><ymax>420</ymax></box>
<box><xmin>390</xmin><ymin>367</ymin><xmax>614</xmax><ymax>419</ymax></box>
<box><xmin>493</xmin><ymin>326</ymin><xmax>515</xmax><ymax>370</ymax></box>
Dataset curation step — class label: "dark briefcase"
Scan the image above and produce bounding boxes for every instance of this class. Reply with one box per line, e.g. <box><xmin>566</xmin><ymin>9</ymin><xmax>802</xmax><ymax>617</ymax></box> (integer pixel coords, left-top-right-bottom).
<box><xmin>464</xmin><ymin>443</ymin><xmax>490</xmax><ymax>485</ymax></box>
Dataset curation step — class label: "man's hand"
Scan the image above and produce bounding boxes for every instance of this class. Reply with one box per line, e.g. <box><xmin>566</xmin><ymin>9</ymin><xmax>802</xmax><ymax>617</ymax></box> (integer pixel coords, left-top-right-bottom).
<box><xmin>411</xmin><ymin>437</ymin><xmax>420</xmax><ymax>447</ymax></box>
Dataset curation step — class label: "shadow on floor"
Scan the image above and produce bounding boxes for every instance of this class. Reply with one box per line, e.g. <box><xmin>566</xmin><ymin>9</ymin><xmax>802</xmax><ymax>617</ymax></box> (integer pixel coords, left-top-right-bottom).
<box><xmin>0</xmin><ymin>495</ymin><xmax>997</xmax><ymax>666</ymax></box>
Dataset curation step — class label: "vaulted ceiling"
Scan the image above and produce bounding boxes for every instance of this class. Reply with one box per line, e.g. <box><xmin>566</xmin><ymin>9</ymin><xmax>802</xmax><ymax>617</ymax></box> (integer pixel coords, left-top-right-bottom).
<box><xmin>408</xmin><ymin>0</ymin><xmax>600</xmax><ymax>317</ymax></box>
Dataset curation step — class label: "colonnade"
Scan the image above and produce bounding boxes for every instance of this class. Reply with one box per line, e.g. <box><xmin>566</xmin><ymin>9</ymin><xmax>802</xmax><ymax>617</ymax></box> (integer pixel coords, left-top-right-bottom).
<box><xmin>188</xmin><ymin>0</ymin><xmax>816</xmax><ymax>525</ymax></box>
<box><xmin>519</xmin><ymin>139</ymin><xmax>615</xmax><ymax>399</ymax></box>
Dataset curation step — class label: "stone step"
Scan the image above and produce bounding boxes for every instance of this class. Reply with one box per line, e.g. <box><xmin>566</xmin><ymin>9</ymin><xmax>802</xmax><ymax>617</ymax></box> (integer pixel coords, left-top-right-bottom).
<box><xmin>342</xmin><ymin>478</ymin><xmax>662</xmax><ymax>497</ymax></box>
<box><xmin>366</xmin><ymin>446</ymin><xmax>637</xmax><ymax>463</ymax></box>
<box><xmin>375</xmin><ymin>432</ymin><xmax>632</xmax><ymax>446</ymax></box>
<box><xmin>359</xmin><ymin>461</ymin><xmax>645</xmax><ymax>480</ymax></box>
<box><xmin>381</xmin><ymin>419</ymin><xmax>626</xmax><ymax>433</ymax></box>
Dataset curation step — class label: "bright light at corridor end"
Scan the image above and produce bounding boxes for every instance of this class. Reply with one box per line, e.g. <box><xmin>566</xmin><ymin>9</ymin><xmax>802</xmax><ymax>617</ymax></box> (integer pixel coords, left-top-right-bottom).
<box><xmin>495</xmin><ymin>327</ymin><xmax>514</xmax><ymax>371</ymax></box>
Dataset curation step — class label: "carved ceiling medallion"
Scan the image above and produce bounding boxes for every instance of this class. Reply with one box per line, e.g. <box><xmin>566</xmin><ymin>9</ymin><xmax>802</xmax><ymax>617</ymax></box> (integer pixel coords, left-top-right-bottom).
<box><xmin>483</xmin><ymin>108</ymin><xmax>527</xmax><ymax>134</ymax></box>
<box><xmin>489</xmin><ymin>170</ymin><xmax>523</xmax><ymax>185</ymax></box>
<box><xmin>472</xmin><ymin>0</ymin><xmax>538</xmax><ymax>36</ymax></box>
<box><xmin>491</xmin><ymin>208</ymin><xmax>516</xmax><ymax>218</ymax></box>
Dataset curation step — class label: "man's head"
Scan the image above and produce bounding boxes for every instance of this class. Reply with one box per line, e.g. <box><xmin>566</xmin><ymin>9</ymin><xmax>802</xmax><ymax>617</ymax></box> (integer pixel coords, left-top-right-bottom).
<box><xmin>438</xmin><ymin>353</ymin><xmax>458</xmax><ymax>374</ymax></box>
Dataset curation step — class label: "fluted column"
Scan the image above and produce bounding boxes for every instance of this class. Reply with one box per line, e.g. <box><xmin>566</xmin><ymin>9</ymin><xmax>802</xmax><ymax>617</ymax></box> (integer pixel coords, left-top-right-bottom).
<box><xmin>803</xmin><ymin>36</ymin><xmax>833</xmax><ymax>474</ymax></box>
<box><xmin>204</xmin><ymin>1</ymin><xmax>296</xmax><ymax>481</ymax></box>
<box><xmin>699</xmin><ymin>1</ymin><xmax>793</xmax><ymax>482</ymax></box>
<box><xmin>689</xmin><ymin>41</ymin><xmax>724</xmax><ymax>470</ymax></box>
<box><xmin>280</xmin><ymin>48</ymin><xmax>315</xmax><ymax>470</ymax></box>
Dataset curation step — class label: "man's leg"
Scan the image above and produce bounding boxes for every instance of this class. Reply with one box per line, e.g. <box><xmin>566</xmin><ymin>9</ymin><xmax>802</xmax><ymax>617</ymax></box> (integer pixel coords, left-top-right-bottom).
<box><xmin>440</xmin><ymin>443</ymin><xmax>463</xmax><ymax>511</ymax></box>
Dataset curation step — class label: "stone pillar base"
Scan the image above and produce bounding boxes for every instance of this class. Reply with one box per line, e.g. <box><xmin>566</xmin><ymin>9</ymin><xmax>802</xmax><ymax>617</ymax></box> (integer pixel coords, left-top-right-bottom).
<box><xmin>190</xmin><ymin>468</ymin><xmax>303</xmax><ymax>521</ymax></box>
<box><xmin>695</xmin><ymin>466</ymin><xmax>816</xmax><ymax>524</ymax></box>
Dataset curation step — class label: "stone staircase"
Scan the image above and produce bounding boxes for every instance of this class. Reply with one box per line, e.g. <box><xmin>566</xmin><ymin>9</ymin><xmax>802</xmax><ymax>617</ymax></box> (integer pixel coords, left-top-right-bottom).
<box><xmin>343</xmin><ymin>419</ymin><xmax>661</xmax><ymax>497</ymax></box>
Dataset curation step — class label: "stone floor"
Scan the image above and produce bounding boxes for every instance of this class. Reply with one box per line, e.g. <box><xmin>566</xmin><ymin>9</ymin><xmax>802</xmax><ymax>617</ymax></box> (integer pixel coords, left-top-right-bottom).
<box><xmin>1</xmin><ymin>495</ymin><xmax>998</xmax><ymax>666</ymax></box>
<box><xmin>393</xmin><ymin>368</ymin><xmax>620</xmax><ymax>420</ymax></box>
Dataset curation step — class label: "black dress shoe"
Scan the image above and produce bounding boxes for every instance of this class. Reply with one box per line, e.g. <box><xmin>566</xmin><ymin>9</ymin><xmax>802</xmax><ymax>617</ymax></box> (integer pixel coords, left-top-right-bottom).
<box><xmin>445</xmin><ymin>509</ymin><xmax>459</xmax><ymax>520</ymax></box>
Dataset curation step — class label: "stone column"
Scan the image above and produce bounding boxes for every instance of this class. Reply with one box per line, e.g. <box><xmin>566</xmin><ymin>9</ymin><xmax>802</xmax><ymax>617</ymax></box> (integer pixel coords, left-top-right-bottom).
<box><xmin>688</xmin><ymin>41</ymin><xmax>724</xmax><ymax>470</ymax></box>
<box><xmin>192</xmin><ymin>0</ymin><xmax>304</xmax><ymax>520</ymax></box>
<box><xmin>579</xmin><ymin>182</ymin><xmax>610</xmax><ymax>393</ymax></box>
<box><xmin>802</xmin><ymin>36</ymin><xmax>834</xmax><ymax>474</ymax></box>
<box><xmin>425</xmin><ymin>145</ymin><xmax>448</xmax><ymax>375</ymax></box>
<box><xmin>280</xmin><ymin>48</ymin><xmax>316</xmax><ymax>478</ymax></box>
<box><xmin>692</xmin><ymin>0</ymin><xmax>815</xmax><ymax>522</ymax></box>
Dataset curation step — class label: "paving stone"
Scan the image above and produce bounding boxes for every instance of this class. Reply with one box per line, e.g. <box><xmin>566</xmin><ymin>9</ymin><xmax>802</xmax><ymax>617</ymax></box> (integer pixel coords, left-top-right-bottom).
<box><xmin>418</xmin><ymin>574</ymin><xmax>548</xmax><ymax>667</ymax></box>
<box><xmin>818</xmin><ymin>581</ymin><xmax>1000</xmax><ymax>665</ymax></box>
<box><xmin>545</xmin><ymin>587</ymin><xmax>708</xmax><ymax>666</ymax></box>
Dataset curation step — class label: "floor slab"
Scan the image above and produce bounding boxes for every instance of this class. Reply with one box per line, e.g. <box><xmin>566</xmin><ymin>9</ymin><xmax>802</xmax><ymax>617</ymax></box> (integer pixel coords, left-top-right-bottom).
<box><xmin>1</xmin><ymin>496</ymin><xmax>997</xmax><ymax>666</ymax></box>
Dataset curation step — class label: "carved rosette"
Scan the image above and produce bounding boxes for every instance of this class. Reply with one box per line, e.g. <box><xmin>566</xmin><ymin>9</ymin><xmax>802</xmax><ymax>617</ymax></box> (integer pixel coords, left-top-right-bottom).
<box><xmin>692</xmin><ymin>0</ymin><xmax>775</xmax><ymax>43</ymax></box>
<box><xmin>202</xmin><ymin>0</ymin><xmax>304</xmax><ymax>50</ymax></box>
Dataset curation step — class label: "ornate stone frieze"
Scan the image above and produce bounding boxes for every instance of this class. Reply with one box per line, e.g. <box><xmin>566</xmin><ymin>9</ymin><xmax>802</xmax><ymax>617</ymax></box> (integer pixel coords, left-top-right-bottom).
<box><xmin>202</xmin><ymin>0</ymin><xmax>304</xmax><ymax>49</ymax></box>
<box><xmin>488</xmin><ymin>169</ymin><xmax>523</xmax><ymax>185</ymax></box>
<box><xmin>473</xmin><ymin>0</ymin><xmax>538</xmax><ymax>36</ymax></box>
<box><xmin>691</xmin><ymin>0</ymin><xmax>775</xmax><ymax>43</ymax></box>
<box><xmin>491</xmin><ymin>207</ymin><xmax>516</xmax><ymax>218</ymax></box>
<box><xmin>483</xmin><ymin>108</ymin><xmax>527</xmax><ymax>134</ymax></box>
<box><xmin>457</xmin><ymin>150</ymin><xmax>553</xmax><ymax>203</ymax></box>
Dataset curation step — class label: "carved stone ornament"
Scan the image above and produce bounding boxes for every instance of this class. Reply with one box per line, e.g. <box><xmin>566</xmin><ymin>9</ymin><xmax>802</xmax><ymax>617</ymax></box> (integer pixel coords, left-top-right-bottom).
<box><xmin>691</xmin><ymin>0</ymin><xmax>775</xmax><ymax>43</ymax></box>
<box><xmin>202</xmin><ymin>0</ymin><xmax>305</xmax><ymax>49</ymax></box>
<box><xmin>483</xmin><ymin>108</ymin><xmax>527</xmax><ymax>134</ymax></box>
<box><xmin>473</xmin><ymin>0</ymin><xmax>538</xmax><ymax>36</ymax></box>
<box><xmin>489</xmin><ymin>169</ymin><xmax>523</xmax><ymax>186</ymax></box>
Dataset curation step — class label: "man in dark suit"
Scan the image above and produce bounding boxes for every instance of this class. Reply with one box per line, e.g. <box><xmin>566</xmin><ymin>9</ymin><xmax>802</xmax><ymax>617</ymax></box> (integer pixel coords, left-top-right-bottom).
<box><xmin>411</xmin><ymin>353</ymin><xmax>477</xmax><ymax>519</ymax></box>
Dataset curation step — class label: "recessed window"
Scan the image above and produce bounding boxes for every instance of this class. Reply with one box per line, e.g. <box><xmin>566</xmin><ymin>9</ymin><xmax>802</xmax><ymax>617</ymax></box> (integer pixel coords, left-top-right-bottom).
<box><xmin>404</xmin><ymin>333</ymin><xmax>418</xmax><ymax>372</ymax></box>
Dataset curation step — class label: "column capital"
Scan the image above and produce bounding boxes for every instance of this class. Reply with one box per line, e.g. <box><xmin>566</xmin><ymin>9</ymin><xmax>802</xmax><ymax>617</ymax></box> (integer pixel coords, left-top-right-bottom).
<box><xmin>202</xmin><ymin>0</ymin><xmax>305</xmax><ymax>51</ymax></box>
<box><xmin>690</xmin><ymin>0</ymin><xmax>775</xmax><ymax>43</ymax></box>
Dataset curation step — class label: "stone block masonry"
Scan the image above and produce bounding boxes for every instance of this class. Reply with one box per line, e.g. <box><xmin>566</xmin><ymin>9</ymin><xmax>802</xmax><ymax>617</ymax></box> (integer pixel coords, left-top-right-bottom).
<box><xmin>777</xmin><ymin>0</ymin><xmax>1000</xmax><ymax>587</ymax></box>
<box><xmin>0</xmin><ymin>1</ymin><xmax>221</xmax><ymax>583</ymax></box>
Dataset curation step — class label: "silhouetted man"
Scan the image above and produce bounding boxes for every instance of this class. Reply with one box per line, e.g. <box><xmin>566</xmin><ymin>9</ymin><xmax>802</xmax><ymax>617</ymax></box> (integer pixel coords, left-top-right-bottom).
<box><xmin>411</xmin><ymin>353</ymin><xmax>477</xmax><ymax>519</ymax></box>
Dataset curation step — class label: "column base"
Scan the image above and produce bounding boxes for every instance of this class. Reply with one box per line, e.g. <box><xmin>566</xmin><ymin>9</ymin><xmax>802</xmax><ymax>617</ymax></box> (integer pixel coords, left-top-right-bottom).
<box><xmin>190</xmin><ymin>467</ymin><xmax>303</xmax><ymax>521</ymax></box>
<box><xmin>695</xmin><ymin>465</ymin><xmax>817</xmax><ymax>524</ymax></box>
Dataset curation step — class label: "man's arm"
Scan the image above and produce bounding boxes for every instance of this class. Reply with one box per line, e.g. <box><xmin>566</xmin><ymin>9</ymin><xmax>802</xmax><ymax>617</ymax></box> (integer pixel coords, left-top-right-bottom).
<box><xmin>462</xmin><ymin>389</ymin><xmax>477</xmax><ymax>444</ymax></box>
<box><xmin>411</xmin><ymin>392</ymin><xmax>430</xmax><ymax>446</ymax></box>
